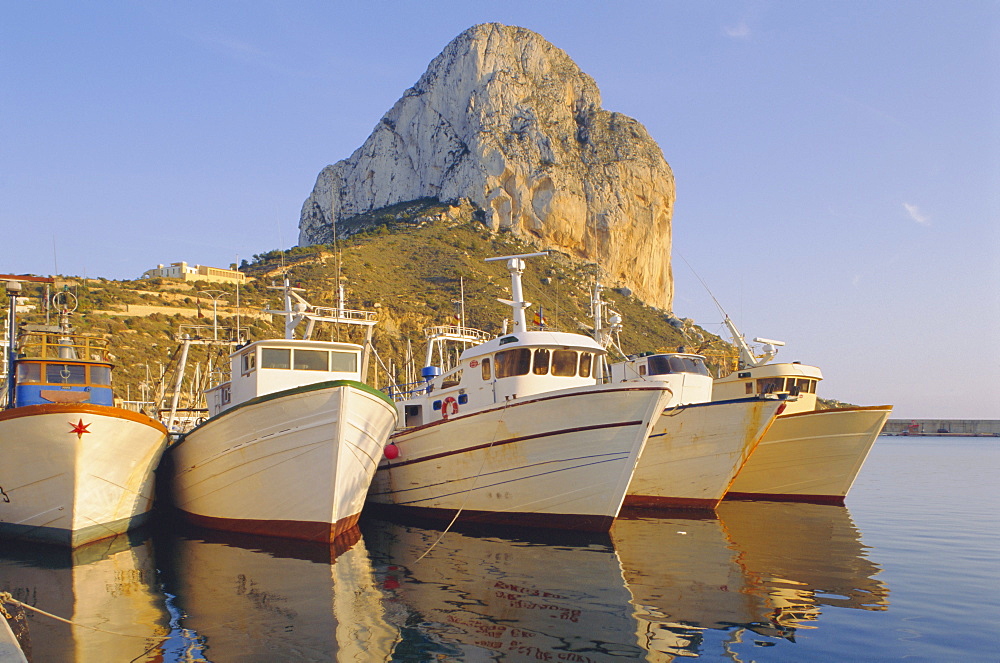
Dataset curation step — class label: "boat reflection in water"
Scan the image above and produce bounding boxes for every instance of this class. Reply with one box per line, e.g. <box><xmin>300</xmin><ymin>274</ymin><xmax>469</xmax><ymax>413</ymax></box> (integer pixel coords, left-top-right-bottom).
<box><xmin>612</xmin><ymin>502</ymin><xmax>888</xmax><ymax>659</ymax></box>
<box><xmin>158</xmin><ymin>524</ymin><xmax>399</xmax><ymax>661</ymax></box>
<box><xmin>716</xmin><ymin>501</ymin><xmax>889</xmax><ymax>625</ymax></box>
<box><xmin>0</xmin><ymin>503</ymin><xmax>889</xmax><ymax>661</ymax></box>
<box><xmin>0</xmin><ymin>530</ymin><xmax>170</xmax><ymax>662</ymax></box>
<box><xmin>362</xmin><ymin>517</ymin><xmax>644</xmax><ymax>661</ymax></box>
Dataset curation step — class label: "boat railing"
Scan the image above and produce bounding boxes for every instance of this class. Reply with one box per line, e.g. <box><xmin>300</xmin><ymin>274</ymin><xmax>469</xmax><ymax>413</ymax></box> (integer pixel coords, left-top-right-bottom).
<box><xmin>423</xmin><ymin>325</ymin><xmax>492</xmax><ymax>343</ymax></box>
<box><xmin>307</xmin><ymin>306</ymin><xmax>378</xmax><ymax>324</ymax></box>
<box><xmin>175</xmin><ymin>324</ymin><xmax>242</xmax><ymax>344</ymax></box>
<box><xmin>18</xmin><ymin>330</ymin><xmax>110</xmax><ymax>362</ymax></box>
<box><xmin>385</xmin><ymin>379</ymin><xmax>433</xmax><ymax>401</ymax></box>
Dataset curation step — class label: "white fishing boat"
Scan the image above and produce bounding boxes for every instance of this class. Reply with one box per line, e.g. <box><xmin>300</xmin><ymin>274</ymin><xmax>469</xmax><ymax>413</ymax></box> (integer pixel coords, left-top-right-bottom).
<box><xmin>713</xmin><ymin>318</ymin><xmax>892</xmax><ymax>504</ymax></box>
<box><xmin>597</xmin><ymin>285</ymin><xmax>788</xmax><ymax>510</ymax></box>
<box><xmin>367</xmin><ymin>254</ymin><xmax>673</xmax><ymax>532</ymax></box>
<box><xmin>0</xmin><ymin>281</ymin><xmax>168</xmax><ymax>547</ymax></box>
<box><xmin>169</xmin><ymin>278</ymin><xmax>398</xmax><ymax>543</ymax></box>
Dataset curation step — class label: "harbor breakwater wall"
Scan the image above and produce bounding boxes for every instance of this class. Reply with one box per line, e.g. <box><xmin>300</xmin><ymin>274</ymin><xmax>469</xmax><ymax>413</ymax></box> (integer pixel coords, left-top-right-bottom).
<box><xmin>883</xmin><ymin>419</ymin><xmax>1000</xmax><ymax>436</ymax></box>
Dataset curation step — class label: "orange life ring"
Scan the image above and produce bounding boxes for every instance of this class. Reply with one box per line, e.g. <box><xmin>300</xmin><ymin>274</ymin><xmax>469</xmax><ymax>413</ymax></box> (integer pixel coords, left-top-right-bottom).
<box><xmin>441</xmin><ymin>396</ymin><xmax>459</xmax><ymax>420</ymax></box>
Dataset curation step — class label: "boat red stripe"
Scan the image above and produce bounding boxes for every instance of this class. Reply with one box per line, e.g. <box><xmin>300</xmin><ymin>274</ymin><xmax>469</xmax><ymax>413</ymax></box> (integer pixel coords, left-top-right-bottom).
<box><xmin>176</xmin><ymin>509</ymin><xmax>362</xmax><ymax>544</ymax></box>
<box><xmin>622</xmin><ymin>494</ymin><xmax>721</xmax><ymax>510</ymax></box>
<box><xmin>363</xmin><ymin>503</ymin><xmax>615</xmax><ymax>532</ymax></box>
<box><xmin>384</xmin><ymin>420</ymin><xmax>643</xmax><ymax>469</ymax></box>
<box><xmin>724</xmin><ymin>491</ymin><xmax>846</xmax><ymax>505</ymax></box>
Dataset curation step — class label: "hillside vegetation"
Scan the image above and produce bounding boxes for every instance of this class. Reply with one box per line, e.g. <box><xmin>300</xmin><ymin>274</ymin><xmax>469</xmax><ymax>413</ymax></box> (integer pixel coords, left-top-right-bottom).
<box><xmin>12</xmin><ymin>202</ymin><xmax>855</xmax><ymax>409</ymax></box>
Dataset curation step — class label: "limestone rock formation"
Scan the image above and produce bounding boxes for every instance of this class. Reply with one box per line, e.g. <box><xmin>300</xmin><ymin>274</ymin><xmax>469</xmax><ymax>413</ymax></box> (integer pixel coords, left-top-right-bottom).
<box><xmin>299</xmin><ymin>23</ymin><xmax>675</xmax><ymax>310</ymax></box>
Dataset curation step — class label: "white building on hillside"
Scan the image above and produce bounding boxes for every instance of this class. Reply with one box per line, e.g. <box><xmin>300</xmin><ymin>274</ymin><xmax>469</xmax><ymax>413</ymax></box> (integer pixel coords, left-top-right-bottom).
<box><xmin>141</xmin><ymin>262</ymin><xmax>245</xmax><ymax>284</ymax></box>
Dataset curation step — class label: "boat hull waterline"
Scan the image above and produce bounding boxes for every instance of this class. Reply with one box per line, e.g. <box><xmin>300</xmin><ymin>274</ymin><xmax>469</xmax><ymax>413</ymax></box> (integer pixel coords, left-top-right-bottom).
<box><xmin>171</xmin><ymin>380</ymin><xmax>397</xmax><ymax>543</ymax></box>
<box><xmin>725</xmin><ymin>405</ymin><xmax>892</xmax><ymax>504</ymax></box>
<box><xmin>0</xmin><ymin>403</ymin><xmax>168</xmax><ymax>547</ymax></box>
<box><xmin>368</xmin><ymin>384</ymin><xmax>674</xmax><ymax>532</ymax></box>
<box><xmin>625</xmin><ymin>397</ymin><xmax>786</xmax><ymax>510</ymax></box>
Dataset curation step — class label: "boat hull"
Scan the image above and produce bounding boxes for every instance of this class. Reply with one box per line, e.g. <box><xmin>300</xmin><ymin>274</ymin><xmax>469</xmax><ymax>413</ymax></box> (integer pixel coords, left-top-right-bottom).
<box><xmin>367</xmin><ymin>384</ymin><xmax>673</xmax><ymax>532</ymax></box>
<box><xmin>725</xmin><ymin>405</ymin><xmax>892</xmax><ymax>504</ymax></box>
<box><xmin>624</xmin><ymin>398</ymin><xmax>785</xmax><ymax>510</ymax></box>
<box><xmin>0</xmin><ymin>404</ymin><xmax>168</xmax><ymax>547</ymax></box>
<box><xmin>170</xmin><ymin>381</ymin><xmax>397</xmax><ymax>543</ymax></box>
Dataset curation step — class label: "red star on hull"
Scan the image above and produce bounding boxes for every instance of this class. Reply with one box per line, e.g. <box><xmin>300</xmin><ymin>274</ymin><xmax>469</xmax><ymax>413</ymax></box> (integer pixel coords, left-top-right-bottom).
<box><xmin>69</xmin><ymin>419</ymin><xmax>91</xmax><ymax>439</ymax></box>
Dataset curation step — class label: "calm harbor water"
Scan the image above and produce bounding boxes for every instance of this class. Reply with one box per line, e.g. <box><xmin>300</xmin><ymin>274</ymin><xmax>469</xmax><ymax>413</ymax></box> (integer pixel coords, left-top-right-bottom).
<box><xmin>1</xmin><ymin>436</ymin><xmax>997</xmax><ymax>662</ymax></box>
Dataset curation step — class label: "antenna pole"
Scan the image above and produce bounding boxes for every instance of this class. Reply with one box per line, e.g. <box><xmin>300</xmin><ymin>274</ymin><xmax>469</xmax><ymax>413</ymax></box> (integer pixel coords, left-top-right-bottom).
<box><xmin>5</xmin><ymin>281</ymin><xmax>21</xmax><ymax>409</ymax></box>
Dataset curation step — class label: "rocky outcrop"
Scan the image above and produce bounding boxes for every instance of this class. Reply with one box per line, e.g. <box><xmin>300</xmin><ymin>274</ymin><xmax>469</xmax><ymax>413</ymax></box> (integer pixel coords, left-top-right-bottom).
<box><xmin>299</xmin><ymin>23</ymin><xmax>675</xmax><ymax>310</ymax></box>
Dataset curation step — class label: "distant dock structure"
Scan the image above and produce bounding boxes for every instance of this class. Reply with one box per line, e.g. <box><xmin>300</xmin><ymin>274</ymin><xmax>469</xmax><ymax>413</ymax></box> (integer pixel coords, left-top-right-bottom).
<box><xmin>883</xmin><ymin>419</ymin><xmax>1000</xmax><ymax>437</ymax></box>
<box><xmin>141</xmin><ymin>261</ymin><xmax>245</xmax><ymax>285</ymax></box>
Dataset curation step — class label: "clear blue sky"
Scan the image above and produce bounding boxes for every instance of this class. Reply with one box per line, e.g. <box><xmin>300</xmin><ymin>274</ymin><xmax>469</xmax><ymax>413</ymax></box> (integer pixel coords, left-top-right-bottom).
<box><xmin>3</xmin><ymin>1</ymin><xmax>997</xmax><ymax>419</ymax></box>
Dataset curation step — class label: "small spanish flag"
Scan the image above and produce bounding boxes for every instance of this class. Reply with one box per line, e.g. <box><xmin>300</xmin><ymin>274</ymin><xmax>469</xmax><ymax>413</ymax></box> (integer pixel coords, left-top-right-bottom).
<box><xmin>533</xmin><ymin>306</ymin><xmax>546</xmax><ymax>328</ymax></box>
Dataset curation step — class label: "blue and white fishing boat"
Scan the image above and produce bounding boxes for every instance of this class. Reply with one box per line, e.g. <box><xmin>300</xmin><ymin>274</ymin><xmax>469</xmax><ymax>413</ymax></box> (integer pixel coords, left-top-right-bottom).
<box><xmin>0</xmin><ymin>280</ymin><xmax>168</xmax><ymax>547</ymax></box>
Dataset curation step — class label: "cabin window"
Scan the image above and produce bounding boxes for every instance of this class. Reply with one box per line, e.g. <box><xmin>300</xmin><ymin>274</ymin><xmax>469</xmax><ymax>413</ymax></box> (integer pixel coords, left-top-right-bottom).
<box><xmin>16</xmin><ymin>363</ymin><xmax>41</xmax><ymax>383</ymax></box>
<box><xmin>330</xmin><ymin>351</ymin><xmax>358</xmax><ymax>373</ymax></box>
<box><xmin>648</xmin><ymin>355</ymin><xmax>711</xmax><ymax>377</ymax></box>
<box><xmin>481</xmin><ymin>358</ymin><xmax>492</xmax><ymax>380</ymax></box>
<box><xmin>532</xmin><ymin>349</ymin><xmax>550</xmax><ymax>375</ymax></box>
<box><xmin>551</xmin><ymin>350</ymin><xmax>577</xmax><ymax>377</ymax></box>
<box><xmin>241</xmin><ymin>351</ymin><xmax>256</xmax><ymax>374</ymax></box>
<box><xmin>46</xmin><ymin>363</ymin><xmax>87</xmax><ymax>385</ymax></box>
<box><xmin>261</xmin><ymin>348</ymin><xmax>291</xmax><ymax>369</ymax></box>
<box><xmin>294</xmin><ymin>349</ymin><xmax>329</xmax><ymax>371</ymax></box>
<box><xmin>579</xmin><ymin>353</ymin><xmax>593</xmax><ymax>378</ymax></box>
<box><xmin>756</xmin><ymin>377</ymin><xmax>785</xmax><ymax>394</ymax></box>
<box><xmin>789</xmin><ymin>378</ymin><xmax>817</xmax><ymax>394</ymax></box>
<box><xmin>441</xmin><ymin>370</ymin><xmax>463</xmax><ymax>389</ymax></box>
<box><xmin>221</xmin><ymin>386</ymin><xmax>231</xmax><ymax>405</ymax></box>
<box><xmin>639</xmin><ymin>365</ymin><xmax>647</xmax><ymax>376</ymax></box>
<box><xmin>746</xmin><ymin>383</ymin><xmax>753</xmax><ymax>394</ymax></box>
<box><xmin>90</xmin><ymin>365</ymin><xmax>111</xmax><ymax>386</ymax></box>
<box><xmin>495</xmin><ymin>348</ymin><xmax>531</xmax><ymax>378</ymax></box>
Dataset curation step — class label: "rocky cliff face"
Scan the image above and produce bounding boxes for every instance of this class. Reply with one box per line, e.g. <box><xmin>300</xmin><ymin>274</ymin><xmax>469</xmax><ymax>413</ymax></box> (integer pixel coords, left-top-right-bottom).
<box><xmin>299</xmin><ymin>23</ymin><xmax>675</xmax><ymax>310</ymax></box>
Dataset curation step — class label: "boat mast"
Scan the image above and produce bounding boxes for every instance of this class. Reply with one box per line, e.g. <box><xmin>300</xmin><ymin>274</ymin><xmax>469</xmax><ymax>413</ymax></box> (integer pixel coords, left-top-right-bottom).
<box><xmin>721</xmin><ymin>316</ymin><xmax>783</xmax><ymax>369</ymax></box>
<box><xmin>485</xmin><ymin>252</ymin><xmax>548</xmax><ymax>333</ymax></box>
<box><xmin>590</xmin><ymin>281</ymin><xmax>623</xmax><ymax>350</ymax></box>
<box><xmin>265</xmin><ymin>275</ymin><xmax>378</xmax><ymax>379</ymax></box>
<box><xmin>4</xmin><ymin>281</ymin><xmax>20</xmax><ymax>409</ymax></box>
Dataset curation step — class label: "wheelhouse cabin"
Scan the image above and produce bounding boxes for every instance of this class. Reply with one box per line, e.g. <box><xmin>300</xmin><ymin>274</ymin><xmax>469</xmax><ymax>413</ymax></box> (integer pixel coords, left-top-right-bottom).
<box><xmin>395</xmin><ymin>330</ymin><xmax>604</xmax><ymax>428</ymax></box>
<box><xmin>12</xmin><ymin>328</ymin><xmax>114</xmax><ymax>407</ymax></box>
<box><xmin>713</xmin><ymin>362</ymin><xmax>823</xmax><ymax>414</ymax></box>
<box><xmin>206</xmin><ymin>339</ymin><xmax>364</xmax><ymax>416</ymax></box>
<box><xmin>607</xmin><ymin>352</ymin><xmax>713</xmax><ymax>406</ymax></box>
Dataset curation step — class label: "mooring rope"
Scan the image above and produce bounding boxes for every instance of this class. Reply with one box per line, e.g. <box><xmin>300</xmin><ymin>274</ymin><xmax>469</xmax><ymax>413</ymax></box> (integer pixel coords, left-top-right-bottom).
<box><xmin>0</xmin><ymin>591</ymin><xmax>168</xmax><ymax>643</ymax></box>
<box><xmin>414</xmin><ymin>398</ymin><xmax>512</xmax><ymax>562</ymax></box>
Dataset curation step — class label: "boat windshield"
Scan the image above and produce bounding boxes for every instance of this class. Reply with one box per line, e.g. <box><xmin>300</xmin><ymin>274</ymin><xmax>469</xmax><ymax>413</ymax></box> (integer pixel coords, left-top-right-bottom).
<box><xmin>647</xmin><ymin>355</ymin><xmax>711</xmax><ymax>377</ymax></box>
<box><xmin>16</xmin><ymin>361</ymin><xmax>111</xmax><ymax>386</ymax></box>
<box><xmin>494</xmin><ymin>347</ymin><xmax>594</xmax><ymax>379</ymax></box>
<box><xmin>259</xmin><ymin>347</ymin><xmax>358</xmax><ymax>373</ymax></box>
<box><xmin>46</xmin><ymin>363</ymin><xmax>87</xmax><ymax>384</ymax></box>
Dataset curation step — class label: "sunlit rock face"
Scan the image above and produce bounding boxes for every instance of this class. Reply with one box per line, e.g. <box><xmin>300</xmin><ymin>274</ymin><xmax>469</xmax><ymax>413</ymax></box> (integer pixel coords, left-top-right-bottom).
<box><xmin>299</xmin><ymin>23</ymin><xmax>674</xmax><ymax>309</ymax></box>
